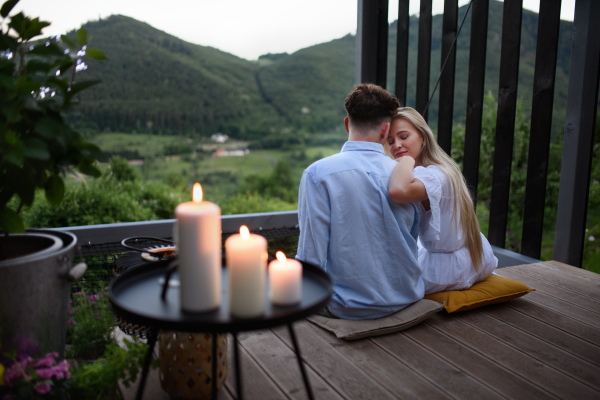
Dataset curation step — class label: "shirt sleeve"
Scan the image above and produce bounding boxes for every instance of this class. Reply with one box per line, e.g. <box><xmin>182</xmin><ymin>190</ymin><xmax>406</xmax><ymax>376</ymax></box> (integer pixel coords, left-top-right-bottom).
<box><xmin>413</xmin><ymin>165</ymin><xmax>443</xmax><ymax>241</ymax></box>
<box><xmin>295</xmin><ymin>169</ymin><xmax>331</xmax><ymax>269</ymax></box>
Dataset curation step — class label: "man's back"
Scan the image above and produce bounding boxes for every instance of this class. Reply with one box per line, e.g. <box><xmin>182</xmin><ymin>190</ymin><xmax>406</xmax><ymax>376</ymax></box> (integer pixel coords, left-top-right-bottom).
<box><xmin>296</xmin><ymin>141</ymin><xmax>425</xmax><ymax>319</ymax></box>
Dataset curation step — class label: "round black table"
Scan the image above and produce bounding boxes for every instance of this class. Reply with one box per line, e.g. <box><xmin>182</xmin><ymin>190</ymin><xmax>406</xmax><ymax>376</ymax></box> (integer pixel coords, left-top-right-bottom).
<box><xmin>109</xmin><ymin>258</ymin><xmax>332</xmax><ymax>400</ymax></box>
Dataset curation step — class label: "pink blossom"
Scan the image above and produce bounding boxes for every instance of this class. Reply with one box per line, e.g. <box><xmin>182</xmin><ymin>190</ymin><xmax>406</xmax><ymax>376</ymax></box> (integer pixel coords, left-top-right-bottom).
<box><xmin>36</xmin><ymin>368</ymin><xmax>54</xmax><ymax>379</ymax></box>
<box><xmin>67</xmin><ymin>320</ymin><xmax>74</xmax><ymax>327</ymax></box>
<box><xmin>4</xmin><ymin>369</ymin><xmax>23</xmax><ymax>386</ymax></box>
<box><xmin>90</xmin><ymin>294</ymin><xmax>98</xmax><ymax>302</ymax></box>
<box><xmin>55</xmin><ymin>361</ymin><xmax>71</xmax><ymax>379</ymax></box>
<box><xmin>34</xmin><ymin>382</ymin><xmax>52</xmax><ymax>394</ymax></box>
<box><xmin>95</xmin><ymin>313</ymin><xmax>102</xmax><ymax>318</ymax></box>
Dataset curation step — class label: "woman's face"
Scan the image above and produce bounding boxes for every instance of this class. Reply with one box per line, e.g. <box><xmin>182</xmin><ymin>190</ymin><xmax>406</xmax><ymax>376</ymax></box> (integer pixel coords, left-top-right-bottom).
<box><xmin>387</xmin><ymin>118</ymin><xmax>424</xmax><ymax>160</ymax></box>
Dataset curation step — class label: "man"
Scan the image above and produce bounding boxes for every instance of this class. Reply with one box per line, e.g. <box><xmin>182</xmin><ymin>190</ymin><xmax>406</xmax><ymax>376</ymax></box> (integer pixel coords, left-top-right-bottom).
<box><xmin>296</xmin><ymin>83</ymin><xmax>424</xmax><ymax>319</ymax></box>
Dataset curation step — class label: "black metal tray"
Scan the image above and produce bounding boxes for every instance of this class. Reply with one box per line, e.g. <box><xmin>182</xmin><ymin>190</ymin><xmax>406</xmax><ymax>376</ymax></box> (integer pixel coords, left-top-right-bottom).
<box><xmin>109</xmin><ymin>258</ymin><xmax>332</xmax><ymax>333</ymax></box>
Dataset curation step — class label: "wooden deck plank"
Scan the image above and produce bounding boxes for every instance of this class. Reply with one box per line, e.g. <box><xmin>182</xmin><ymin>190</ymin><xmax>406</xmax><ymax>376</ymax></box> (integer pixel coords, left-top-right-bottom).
<box><xmin>237</xmin><ymin>329</ymin><xmax>344</xmax><ymax>400</ymax></box>
<box><xmin>499</xmin><ymin>287</ymin><xmax>600</xmax><ymax>329</ymax></box>
<box><xmin>403</xmin><ymin>322</ymin><xmax>552</xmax><ymax>399</ymax></box>
<box><xmin>457</xmin><ymin>310</ymin><xmax>600</xmax><ymax>392</ymax></box>
<box><xmin>497</xmin><ymin>268</ymin><xmax>600</xmax><ymax>314</ymax></box>
<box><xmin>428</xmin><ymin>312</ymin><xmax>594</xmax><ymax>399</ymax></box>
<box><xmin>224</xmin><ymin>334</ymin><xmax>289</xmax><ymax>400</ymax></box>
<box><xmin>503</xmin><ymin>298</ymin><xmax>600</xmax><ymax>345</ymax></box>
<box><xmin>545</xmin><ymin>261</ymin><xmax>600</xmax><ymax>283</ymax></box>
<box><xmin>373</xmin><ymin>329</ymin><xmax>505</xmax><ymax>399</ymax></box>
<box><xmin>270</xmin><ymin>324</ymin><xmax>399</xmax><ymax>400</ymax></box>
<box><xmin>297</xmin><ymin>321</ymin><xmax>453</xmax><ymax>400</ymax></box>
<box><xmin>481</xmin><ymin>304</ymin><xmax>600</xmax><ymax>367</ymax></box>
<box><xmin>506</xmin><ymin>262</ymin><xmax>600</xmax><ymax>298</ymax></box>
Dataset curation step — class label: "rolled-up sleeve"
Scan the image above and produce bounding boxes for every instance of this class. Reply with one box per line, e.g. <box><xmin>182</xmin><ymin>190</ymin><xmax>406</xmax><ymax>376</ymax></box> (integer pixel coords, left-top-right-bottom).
<box><xmin>296</xmin><ymin>169</ymin><xmax>330</xmax><ymax>269</ymax></box>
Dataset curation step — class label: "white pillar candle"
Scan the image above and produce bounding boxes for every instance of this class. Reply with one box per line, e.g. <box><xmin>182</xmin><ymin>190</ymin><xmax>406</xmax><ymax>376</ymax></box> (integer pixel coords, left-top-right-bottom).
<box><xmin>269</xmin><ymin>251</ymin><xmax>302</xmax><ymax>306</ymax></box>
<box><xmin>226</xmin><ymin>226</ymin><xmax>268</xmax><ymax>318</ymax></box>
<box><xmin>175</xmin><ymin>183</ymin><xmax>221</xmax><ymax>313</ymax></box>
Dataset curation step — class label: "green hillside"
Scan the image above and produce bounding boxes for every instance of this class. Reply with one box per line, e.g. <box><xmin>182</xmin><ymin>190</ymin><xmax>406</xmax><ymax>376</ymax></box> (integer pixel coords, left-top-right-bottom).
<box><xmin>72</xmin><ymin>0</ymin><xmax>573</xmax><ymax>137</ymax></box>
<box><xmin>73</xmin><ymin>15</ymin><xmax>285</xmax><ymax>138</ymax></box>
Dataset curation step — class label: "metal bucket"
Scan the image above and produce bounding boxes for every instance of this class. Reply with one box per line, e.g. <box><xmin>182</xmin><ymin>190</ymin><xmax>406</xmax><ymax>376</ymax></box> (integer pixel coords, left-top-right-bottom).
<box><xmin>0</xmin><ymin>230</ymin><xmax>80</xmax><ymax>359</ymax></box>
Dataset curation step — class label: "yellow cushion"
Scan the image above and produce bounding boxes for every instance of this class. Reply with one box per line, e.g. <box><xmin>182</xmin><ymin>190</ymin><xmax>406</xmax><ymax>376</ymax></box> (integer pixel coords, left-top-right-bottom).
<box><xmin>424</xmin><ymin>274</ymin><xmax>535</xmax><ymax>313</ymax></box>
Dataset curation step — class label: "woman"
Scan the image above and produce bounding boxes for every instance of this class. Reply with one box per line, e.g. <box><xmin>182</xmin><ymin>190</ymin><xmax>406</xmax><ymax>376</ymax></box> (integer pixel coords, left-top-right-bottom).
<box><xmin>386</xmin><ymin>107</ymin><xmax>497</xmax><ymax>294</ymax></box>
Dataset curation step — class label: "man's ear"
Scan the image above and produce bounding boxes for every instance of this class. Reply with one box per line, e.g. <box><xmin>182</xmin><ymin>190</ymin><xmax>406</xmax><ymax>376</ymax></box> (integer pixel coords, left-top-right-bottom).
<box><xmin>344</xmin><ymin>117</ymin><xmax>350</xmax><ymax>133</ymax></box>
<box><xmin>380</xmin><ymin>122</ymin><xmax>390</xmax><ymax>141</ymax></box>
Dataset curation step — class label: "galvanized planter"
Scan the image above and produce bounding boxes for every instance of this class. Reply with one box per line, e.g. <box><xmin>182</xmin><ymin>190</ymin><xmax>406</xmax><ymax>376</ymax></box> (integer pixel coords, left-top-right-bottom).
<box><xmin>0</xmin><ymin>230</ymin><xmax>82</xmax><ymax>359</ymax></box>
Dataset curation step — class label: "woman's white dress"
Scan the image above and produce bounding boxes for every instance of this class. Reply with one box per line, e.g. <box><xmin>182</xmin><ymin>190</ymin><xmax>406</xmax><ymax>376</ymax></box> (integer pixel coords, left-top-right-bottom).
<box><xmin>413</xmin><ymin>165</ymin><xmax>498</xmax><ymax>295</ymax></box>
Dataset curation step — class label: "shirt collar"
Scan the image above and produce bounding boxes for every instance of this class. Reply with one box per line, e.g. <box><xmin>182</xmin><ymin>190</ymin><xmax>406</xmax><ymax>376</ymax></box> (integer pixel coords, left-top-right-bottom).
<box><xmin>341</xmin><ymin>141</ymin><xmax>385</xmax><ymax>155</ymax></box>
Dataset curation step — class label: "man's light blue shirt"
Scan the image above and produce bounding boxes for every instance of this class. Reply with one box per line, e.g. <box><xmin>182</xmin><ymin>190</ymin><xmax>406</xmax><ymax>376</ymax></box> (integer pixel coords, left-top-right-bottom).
<box><xmin>296</xmin><ymin>141</ymin><xmax>424</xmax><ymax>319</ymax></box>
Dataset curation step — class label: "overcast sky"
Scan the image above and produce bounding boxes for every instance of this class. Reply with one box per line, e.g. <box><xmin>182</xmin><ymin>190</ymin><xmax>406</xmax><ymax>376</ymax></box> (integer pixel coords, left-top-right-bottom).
<box><xmin>6</xmin><ymin>0</ymin><xmax>576</xmax><ymax>60</ymax></box>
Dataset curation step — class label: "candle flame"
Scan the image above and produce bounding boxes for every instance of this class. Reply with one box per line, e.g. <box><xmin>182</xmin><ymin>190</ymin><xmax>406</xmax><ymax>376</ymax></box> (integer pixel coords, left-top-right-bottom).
<box><xmin>240</xmin><ymin>225</ymin><xmax>250</xmax><ymax>240</ymax></box>
<box><xmin>276</xmin><ymin>251</ymin><xmax>287</xmax><ymax>263</ymax></box>
<box><xmin>192</xmin><ymin>183</ymin><xmax>202</xmax><ymax>203</ymax></box>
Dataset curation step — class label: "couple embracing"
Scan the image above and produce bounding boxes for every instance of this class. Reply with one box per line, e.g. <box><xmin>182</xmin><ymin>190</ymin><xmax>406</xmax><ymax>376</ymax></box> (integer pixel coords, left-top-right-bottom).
<box><xmin>296</xmin><ymin>84</ymin><xmax>498</xmax><ymax>320</ymax></box>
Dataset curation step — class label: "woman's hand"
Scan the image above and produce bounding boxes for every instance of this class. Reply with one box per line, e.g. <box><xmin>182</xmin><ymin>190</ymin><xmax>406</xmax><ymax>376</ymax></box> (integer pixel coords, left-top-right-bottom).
<box><xmin>388</xmin><ymin>156</ymin><xmax>428</xmax><ymax>203</ymax></box>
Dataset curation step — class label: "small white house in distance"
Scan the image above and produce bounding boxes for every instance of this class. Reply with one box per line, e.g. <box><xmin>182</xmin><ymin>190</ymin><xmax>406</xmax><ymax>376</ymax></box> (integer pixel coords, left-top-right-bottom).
<box><xmin>212</xmin><ymin>149</ymin><xmax>250</xmax><ymax>158</ymax></box>
<box><xmin>211</xmin><ymin>133</ymin><xmax>228</xmax><ymax>143</ymax></box>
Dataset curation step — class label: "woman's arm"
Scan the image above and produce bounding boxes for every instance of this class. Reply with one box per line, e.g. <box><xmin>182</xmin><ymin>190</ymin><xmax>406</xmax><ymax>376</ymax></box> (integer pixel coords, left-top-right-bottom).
<box><xmin>388</xmin><ymin>156</ymin><xmax>429</xmax><ymax>203</ymax></box>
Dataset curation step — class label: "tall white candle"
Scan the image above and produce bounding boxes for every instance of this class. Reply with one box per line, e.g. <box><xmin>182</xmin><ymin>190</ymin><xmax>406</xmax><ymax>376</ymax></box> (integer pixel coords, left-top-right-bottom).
<box><xmin>175</xmin><ymin>183</ymin><xmax>221</xmax><ymax>313</ymax></box>
<box><xmin>269</xmin><ymin>251</ymin><xmax>302</xmax><ymax>306</ymax></box>
<box><xmin>226</xmin><ymin>226</ymin><xmax>267</xmax><ymax>318</ymax></box>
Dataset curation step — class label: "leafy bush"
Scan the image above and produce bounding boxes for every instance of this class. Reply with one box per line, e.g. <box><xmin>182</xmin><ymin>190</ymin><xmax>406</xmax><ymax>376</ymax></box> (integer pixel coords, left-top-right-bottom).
<box><xmin>241</xmin><ymin>160</ymin><xmax>297</xmax><ymax>203</ymax></box>
<box><xmin>106</xmin><ymin>156</ymin><xmax>140</xmax><ymax>182</ymax></box>
<box><xmin>67</xmin><ymin>292</ymin><xmax>114</xmax><ymax>360</ymax></box>
<box><xmin>220</xmin><ymin>192</ymin><xmax>296</xmax><ymax>215</ymax></box>
<box><xmin>69</xmin><ymin>339</ymin><xmax>151</xmax><ymax>400</ymax></box>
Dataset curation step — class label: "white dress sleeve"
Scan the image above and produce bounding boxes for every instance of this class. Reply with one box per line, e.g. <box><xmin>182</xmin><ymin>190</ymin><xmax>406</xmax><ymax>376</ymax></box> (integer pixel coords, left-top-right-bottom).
<box><xmin>413</xmin><ymin>166</ymin><xmax>443</xmax><ymax>242</ymax></box>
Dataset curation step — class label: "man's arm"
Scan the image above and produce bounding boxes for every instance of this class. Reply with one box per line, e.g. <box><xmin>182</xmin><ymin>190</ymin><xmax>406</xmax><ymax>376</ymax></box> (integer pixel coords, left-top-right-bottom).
<box><xmin>296</xmin><ymin>170</ymin><xmax>331</xmax><ymax>269</ymax></box>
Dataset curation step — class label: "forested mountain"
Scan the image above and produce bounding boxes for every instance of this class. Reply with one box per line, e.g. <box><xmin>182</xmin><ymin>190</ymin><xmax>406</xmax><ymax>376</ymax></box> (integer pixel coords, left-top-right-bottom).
<box><xmin>73</xmin><ymin>0</ymin><xmax>573</xmax><ymax>137</ymax></box>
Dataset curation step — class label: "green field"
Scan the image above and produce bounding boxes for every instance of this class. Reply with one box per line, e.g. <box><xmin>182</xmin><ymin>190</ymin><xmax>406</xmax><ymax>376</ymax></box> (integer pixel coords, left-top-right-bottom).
<box><xmin>89</xmin><ymin>133</ymin><xmax>343</xmax><ymax>204</ymax></box>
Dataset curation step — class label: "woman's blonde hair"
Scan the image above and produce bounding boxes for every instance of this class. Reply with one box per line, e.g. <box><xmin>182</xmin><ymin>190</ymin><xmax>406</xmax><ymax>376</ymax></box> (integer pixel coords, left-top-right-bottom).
<box><xmin>386</xmin><ymin>107</ymin><xmax>483</xmax><ymax>271</ymax></box>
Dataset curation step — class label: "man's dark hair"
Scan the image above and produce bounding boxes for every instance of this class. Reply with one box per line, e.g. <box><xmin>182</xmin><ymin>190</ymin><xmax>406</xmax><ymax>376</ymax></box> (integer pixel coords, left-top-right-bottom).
<box><xmin>344</xmin><ymin>83</ymin><xmax>400</xmax><ymax>130</ymax></box>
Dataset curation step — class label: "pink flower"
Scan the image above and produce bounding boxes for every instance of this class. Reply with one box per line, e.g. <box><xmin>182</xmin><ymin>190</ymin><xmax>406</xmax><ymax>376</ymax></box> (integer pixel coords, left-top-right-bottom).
<box><xmin>90</xmin><ymin>294</ymin><xmax>98</xmax><ymax>302</ymax></box>
<box><xmin>4</xmin><ymin>369</ymin><xmax>23</xmax><ymax>386</ymax></box>
<box><xmin>54</xmin><ymin>361</ymin><xmax>70</xmax><ymax>380</ymax></box>
<box><xmin>96</xmin><ymin>313</ymin><xmax>102</xmax><ymax>318</ymax></box>
<box><xmin>34</xmin><ymin>382</ymin><xmax>51</xmax><ymax>394</ymax></box>
<box><xmin>67</xmin><ymin>320</ymin><xmax>74</xmax><ymax>327</ymax></box>
<box><xmin>36</xmin><ymin>368</ymin><xmax>54</xmax><ymax>379</ymax></box>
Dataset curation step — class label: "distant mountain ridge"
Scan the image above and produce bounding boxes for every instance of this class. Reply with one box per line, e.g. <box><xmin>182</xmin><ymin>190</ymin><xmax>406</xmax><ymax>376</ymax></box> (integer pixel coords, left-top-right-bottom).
<box><xmin>73</xmin><ymin>1</ymin><xmax>573</xmax><ymax>138</ymax></box>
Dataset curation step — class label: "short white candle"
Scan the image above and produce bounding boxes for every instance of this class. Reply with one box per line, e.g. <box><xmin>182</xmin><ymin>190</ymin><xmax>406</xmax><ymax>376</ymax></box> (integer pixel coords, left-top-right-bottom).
<box><xmin>175</xmin><ymin>183</ymin><xmax>221</xmax><ymax>313</ymax></box>
<box><xmin>269</xmin><ymin>252</ymin><xmax>302</xmax><ymax>306</ymax></box>
<box><xmin>226</xmin><ymin>226</ymin><xmax>267</xmax><ymax>318</ymax></box>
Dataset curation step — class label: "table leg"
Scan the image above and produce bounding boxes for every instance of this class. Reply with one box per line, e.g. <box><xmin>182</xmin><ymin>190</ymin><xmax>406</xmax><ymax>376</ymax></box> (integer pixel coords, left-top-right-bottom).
<box><xmin>233</xmin><ymin>332</ymin><xmax>243</xmax><ymax>400</ymax></box>
<box><xmin>288</xmin><ymin>323</ymin><xmax>314</xmax><ymax>400</ymax></box>
<box><xmin>212</xmin><ymin>333</ymin><xmax>218</xmax><ymax>400</ymax></box>
<box><xmin>136</xmin><ymin>330</ymin><xmax>158</xmax><ymax>400</ymax></box>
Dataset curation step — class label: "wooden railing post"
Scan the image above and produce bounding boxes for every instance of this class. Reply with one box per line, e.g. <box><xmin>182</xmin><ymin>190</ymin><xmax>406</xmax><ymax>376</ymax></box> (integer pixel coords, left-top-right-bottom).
<box><xmin>437</xmin><ymin>0</ymin><xmax>459</xmax><ymax>154</ymax></box>
<box><xmin>463</xmin><ymin>0</ymin><xmax>490</xmax><ymax>200</ymax></box>
<box><xmin>553</xmin><ymin>0</ymin><xmax>600</xmax><ymax>267</ymax></box>
<box><xmin>521</xmin><ymin>0</ymin><xmax>562</xmax><ymax>259</ymax></box>
<box><xmin>356</xmin><ymin>0</ymin><xmax>389</xmax><ymax>87</ymax></box>
<box><xmin>488</xmin><ymin>0</ymin><xmax>523</xmax><ymax>249</ymax></box>
<box><xmin>416</xmin><ymin>0</ymin><xmax>433</xmax><ymax>121</ymax></box>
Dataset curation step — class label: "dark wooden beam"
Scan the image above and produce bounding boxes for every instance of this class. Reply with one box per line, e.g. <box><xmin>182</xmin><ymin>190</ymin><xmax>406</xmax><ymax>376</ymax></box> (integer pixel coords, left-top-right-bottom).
<box><xmin>463</xmin><ymin>0</ymin><xmax>490</xmax><ymax>200</ymax></box>
<box><xmin>395</xmin><ymin>0</ymin><xmax>410</xmax><ymax>105</ymax></box>
<box><xmin>416</xmin><ymin>0</ymin><xmax>432</xmax><ymax>121</ymax></box>
<box><xmin>437</xmin><ymin>0</ymin><xmax>459</xmax><ymax>154</ymax></box>
<box><xmin>356</xmin><ymin>0</ymin><xmax>389</xmax><ymax>87</ymax></box>
<box><xmin>488</xmin><ymin>0</ymin><xmax>523</xmax><ymax>249</ymax></box>
<box><xmin>553</xmin><ymin>0</ymin><xmax>600</xmax><ymax>267</ymax></box>
<box><xmin>521</xmin><ymin>0</ymin><xmax>562</xmax><ymax>259</ymax></box>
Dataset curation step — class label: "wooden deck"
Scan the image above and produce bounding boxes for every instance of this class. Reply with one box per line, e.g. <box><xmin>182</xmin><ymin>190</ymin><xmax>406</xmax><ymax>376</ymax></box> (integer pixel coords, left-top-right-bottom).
<box><xmin>123</xmin><ymin>261</ymin><xmax>600</xmax><ymax>399</ymax></box>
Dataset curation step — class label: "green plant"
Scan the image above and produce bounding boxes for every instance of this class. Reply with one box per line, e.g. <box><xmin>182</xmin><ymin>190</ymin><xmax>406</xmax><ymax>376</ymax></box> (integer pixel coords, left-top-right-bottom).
<box><xmin>67</xmin><ymin>291</ymin><xmax>115</xmax><ymax>360</ymax></box>
<box><xmin>69</xmin><ymin>339</ymin><xmax>152</xmax><ymax>400</ymax></box>
<box><xmin>0</xmin><ymin>0</ymin><xmax>107</xmax><ymax>233</ymax></box>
